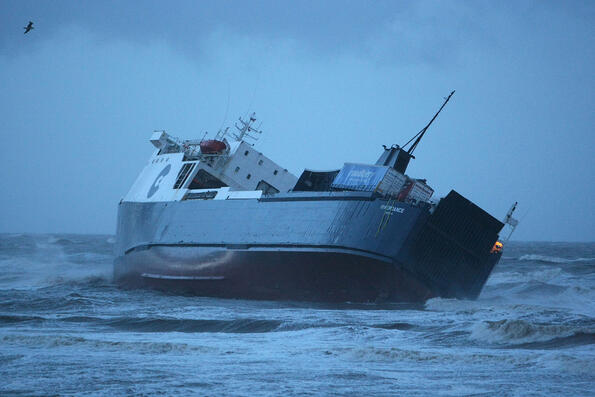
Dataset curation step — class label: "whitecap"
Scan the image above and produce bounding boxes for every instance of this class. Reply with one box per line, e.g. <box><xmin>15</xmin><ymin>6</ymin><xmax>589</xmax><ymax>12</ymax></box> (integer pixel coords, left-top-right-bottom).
<box><xmin>470</xmin><ymin>319</ymin><xmax>582</xmax><ymax>345</ymax></box>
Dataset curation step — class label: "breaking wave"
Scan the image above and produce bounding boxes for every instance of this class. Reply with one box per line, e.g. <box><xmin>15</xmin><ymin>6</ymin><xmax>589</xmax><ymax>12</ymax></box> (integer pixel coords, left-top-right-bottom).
<box><xmin>470</xmin><ymin>319</ymin><xmax>595</xmax><ymax>347</ymax></box>
<box><xmin>0</xmin><ymin>234</ymin><xmax>114</xmax><ymax>289</ymax></box>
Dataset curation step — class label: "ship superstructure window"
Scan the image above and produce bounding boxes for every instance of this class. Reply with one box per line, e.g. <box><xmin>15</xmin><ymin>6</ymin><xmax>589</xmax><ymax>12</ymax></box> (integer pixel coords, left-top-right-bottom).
<box><xmin>244</xmin><ymin>150</ymin><xmax>249</xmax><ymax>156</ymax></box>
<box><xmin>258</xmin><ymin>160</ymin><xmax>263</xmax><ymax>165</ymax></box>
<box><xmin>256</xmin><ymin>180</ymin><xmax>279</xmax><ymax>195</ymax></box>
<box><xmin>246</xmin><ymin>174</ymin><xmax>251</xmax><ymax>180</ymax></box>
<box><xmin>188</xmin><ymin>169</ymin><xmax>227</xmax><ymax>189</ymax></box>
<box><xmin>273</xmin><ymin>170</ymin><xmax>278</xmax><ymax>175</ymax></box>
<box><xmin>235</xmin><ymin>166</ymin><xmax>240</xmax><ymax>173</ymax></box>
<box><xmin>173</xmin><ymin>163</ymin><xmax>195</xmax><ymax>189</ymax></box>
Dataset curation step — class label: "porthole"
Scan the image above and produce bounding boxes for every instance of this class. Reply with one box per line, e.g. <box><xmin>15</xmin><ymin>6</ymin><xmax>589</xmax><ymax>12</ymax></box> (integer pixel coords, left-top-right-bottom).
<box><xmin>258</xmin><ymin>160</ymin><xmax>263</xmax><ymax>165</ymax></box>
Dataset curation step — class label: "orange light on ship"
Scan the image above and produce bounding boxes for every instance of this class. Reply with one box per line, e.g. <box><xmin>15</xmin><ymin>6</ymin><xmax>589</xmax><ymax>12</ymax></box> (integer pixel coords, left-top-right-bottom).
<box><xmin>491</xmin><ymin>241</ymin><xmax>503</xmax><ymax>254</ymax></box>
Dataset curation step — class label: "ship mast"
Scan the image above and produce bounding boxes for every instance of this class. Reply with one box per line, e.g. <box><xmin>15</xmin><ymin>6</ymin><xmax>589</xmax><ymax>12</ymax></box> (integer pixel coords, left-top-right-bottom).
<box><xmin>233</xmin><ymin>112</ymin><xmax>263</xmax><ymax>143</ymax></box>
<box><xmin>402</xmin><ymin>90</ymin><xmax>455</xmax><ymax>155</ymax></box>
<box><xmin>376</xmin><ymin>91</ymin><xmax>456</xmax><ymax>174</ymax></box>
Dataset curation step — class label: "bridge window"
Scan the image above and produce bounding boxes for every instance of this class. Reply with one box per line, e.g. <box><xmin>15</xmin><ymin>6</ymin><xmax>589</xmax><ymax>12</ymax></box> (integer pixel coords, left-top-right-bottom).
<box><xmin>173</xmin><ymin>163</ymin><xmax>195</xmax><ymax>189</ymax></box>
<box><xmin>256</xmin><ymin>180</ymin><xmax>280</xmax><ymax>195</ymax></box>
<box><xmin>188</xmin><ymin>169</ymin><xmax>227</xmax><ymax>189</ymax></box>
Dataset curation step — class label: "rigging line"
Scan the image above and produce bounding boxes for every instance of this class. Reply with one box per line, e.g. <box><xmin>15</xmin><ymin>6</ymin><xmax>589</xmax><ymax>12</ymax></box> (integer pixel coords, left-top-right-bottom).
<box><xmin>244</xmin><ymin>72</ymin><xmax>262</xmax><ymax>120</ymax></box>
<box><xmin>402</xmin><ymin>127</ymin><xmax>426</xmax><ymax>149</ymax></box>
<box><xmin>403</xmin><ymin>90</ymin><xmax>455</xmax><ymax>155</ymax></box>
<box><xmin>218</xmin><ymin>81</ymin><xmax>231</xmax><ymax>132</ymax></box>
<box><xmin>520</xmin><ymin>208</ymin><xmax>529</xmax><ymax>222</ymax></box>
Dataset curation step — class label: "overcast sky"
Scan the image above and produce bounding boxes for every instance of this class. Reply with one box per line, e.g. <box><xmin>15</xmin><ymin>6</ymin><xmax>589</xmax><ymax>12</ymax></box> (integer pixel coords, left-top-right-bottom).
<box><xmin>1</xmin><ymin>1</ymin><xmax>593</xmax><ymax>241</ymax></box>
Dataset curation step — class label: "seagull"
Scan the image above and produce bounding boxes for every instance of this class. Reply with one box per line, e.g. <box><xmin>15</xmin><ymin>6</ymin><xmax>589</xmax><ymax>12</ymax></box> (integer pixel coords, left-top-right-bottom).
<box><xmin>24</xmin><ymin>21</ymin><xmax>34</xmax><ymax>34</ymax></box>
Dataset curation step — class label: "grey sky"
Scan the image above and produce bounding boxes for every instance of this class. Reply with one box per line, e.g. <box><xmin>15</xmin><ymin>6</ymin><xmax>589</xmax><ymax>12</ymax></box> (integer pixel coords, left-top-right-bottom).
<box><xmin>1</xmin><ymin>1</ymin><xmax>593</xmax><ymax>241</ymax></box>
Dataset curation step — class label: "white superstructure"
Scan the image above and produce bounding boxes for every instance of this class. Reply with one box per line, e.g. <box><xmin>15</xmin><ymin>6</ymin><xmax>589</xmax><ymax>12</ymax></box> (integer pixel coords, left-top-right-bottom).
<box><xmin>123</xmin><ymin>114</ymin><xmax>298</xmax><ymax>203</ymax></box>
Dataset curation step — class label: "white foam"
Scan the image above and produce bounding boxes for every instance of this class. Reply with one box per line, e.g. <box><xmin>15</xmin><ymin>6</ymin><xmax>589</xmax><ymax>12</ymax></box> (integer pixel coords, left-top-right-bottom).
<box><xmin>470</xmin><ymin>319</ymin><xmax>577</xmax><ymax>345</ymax></box>
<box><xmin>424</xmin><ymin>297</ymin><xmax>486</xmax><ymax>315</ymax></box>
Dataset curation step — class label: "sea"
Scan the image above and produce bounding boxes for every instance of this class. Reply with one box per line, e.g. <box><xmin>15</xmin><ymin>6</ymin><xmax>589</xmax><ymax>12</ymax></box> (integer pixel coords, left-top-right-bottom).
<box><xmin>0</xmin><ymin>234</ymin><xmax>593</xmax><ymax>396</ymax></box>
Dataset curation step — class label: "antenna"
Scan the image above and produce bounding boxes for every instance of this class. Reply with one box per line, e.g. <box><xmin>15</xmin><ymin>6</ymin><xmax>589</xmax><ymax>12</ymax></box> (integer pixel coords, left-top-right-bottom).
<box><xmin>233</xmin><ymin>112</ymin><xmax>263</xmax><ymax>143</ymax></box>
<box><xmin>402</xmin><ymin>90</ymin><xmax>455</xmax><ymax>155</ymax></box>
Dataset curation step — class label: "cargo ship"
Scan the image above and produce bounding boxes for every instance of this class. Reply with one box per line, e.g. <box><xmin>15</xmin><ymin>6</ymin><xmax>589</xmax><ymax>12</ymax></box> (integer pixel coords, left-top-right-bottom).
<box><xmin>114</xmin><ymin>92</ymin><xmax>514</xmax><ymax>302</ymax></box>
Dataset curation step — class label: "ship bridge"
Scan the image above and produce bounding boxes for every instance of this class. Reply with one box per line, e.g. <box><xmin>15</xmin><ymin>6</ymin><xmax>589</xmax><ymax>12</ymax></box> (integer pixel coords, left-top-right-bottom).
<box><xmin>123</xmin><ymin>114</ymin><xmax>298</xmax><ymax>203</ymax></box>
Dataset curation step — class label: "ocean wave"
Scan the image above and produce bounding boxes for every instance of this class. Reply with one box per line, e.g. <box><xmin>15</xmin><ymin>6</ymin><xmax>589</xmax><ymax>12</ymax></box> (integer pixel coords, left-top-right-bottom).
<box><xmin>424</xmin><ymin>297</ymin><xmax>483</xmax><ymax>313</ymax></box>
<box><xmin>0</xmin><ymin>314</ymin><xmax>45</xmax><ymax>325</ymax></box>
<box><xmin>481</xmin><ymin>271</ymin><xmax>595</xmax><ymax>316</ymax></box>
<box><xmin>513</xmin><ymin>332</ymin><xmax>595</xmax><ymax>350</ymax></box>
<box><xmin>0</xmin><ymin>234</ymin><xmax>115</xmax><ymax>261</ymax></box>
<box><xmin>0</xmin><ymin>252</ymin><xmax>113</xmax><ymax>289</ymax></box>
<box><xmin>65</xmin><ymin>274</ymin><xmax>113</xmax><ymax>286</ymax></box>
<box><xmin>536</xmin><ymin>351</ymin><xmax>595</xmax><ymax>376</ymax></box>
<box><xmin>0</xmin><ymin>314</ymin><xmax>284</xmax><ymax>334</ymax></box>
<box><xmin>346</xmin><ymin>347</ymin><xmax>443</xmax><ymax>362</ymax></box>
<box><xmin>512</xmin><ymin>281</ymin><xmax>568</xmax><ymax>296</ymax></box>
<box><xmin>341</xmin><ymin>346</ymin><xmax>542</xmax><ymax>367</ymax></box>
<box><xmin>369</xmin><ymin>322</ymin><xmax>415</xmax><ymax>331</ymax></box>
<box><xmin>1</xmin><ymin>334</ymin><xmax>215</xmax><ymax>354</ymax></box>
<box><xmin>103</xmin><ymin>317</ymin><xmax>283</xmax><ymax>333</ymax></box>
<box><xmin>4</xmin><ymin>271</ymin><xmax>112</xmax><ymax>290</ymax></box>
<box><xmin>518</xmin><ymin>254</ymin><xmax>595</xmax><ymax>264</ymax></box>
<box><xmin>470</xmin><ymin>319</ymin><xmax>593</xmax><ymax>347</ymax></box>
<box><xmin>488</xmin><ymin>267</ymin><xmax>565</xmax><ymax>284</ymax></box>
<box><xmin>48</xmin><ymin>237</ymin><xmax>76</xmax><ymax>246</ymax></box>
<box><xmin>0</xmin><ymin>292</ymin><xmax>108</xmax><ymax>312</ymax></box>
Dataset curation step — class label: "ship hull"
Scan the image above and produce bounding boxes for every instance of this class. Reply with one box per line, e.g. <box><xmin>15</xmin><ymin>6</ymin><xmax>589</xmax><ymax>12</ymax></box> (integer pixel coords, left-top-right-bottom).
<box><xmin>115</xmin><ymin>245</ymin><xmax>433</xmax><ymax>302</ymax></box>
<box><xmin>114</xmin><ymin>191</ymin><xmax>503</xmax><ymax>302</ymax></box>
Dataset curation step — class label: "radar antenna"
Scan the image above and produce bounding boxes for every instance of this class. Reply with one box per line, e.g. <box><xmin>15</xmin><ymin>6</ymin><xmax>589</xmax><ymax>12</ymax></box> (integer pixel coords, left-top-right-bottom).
<box><xmin>402</xmin><ymin>90</ymin><xmax>455</xmax><ymax>155</ymax></box>
<box><xmin>233</xmin><ymin>112</ymin><xmax>263</xmax><ymax>143</ymax></box>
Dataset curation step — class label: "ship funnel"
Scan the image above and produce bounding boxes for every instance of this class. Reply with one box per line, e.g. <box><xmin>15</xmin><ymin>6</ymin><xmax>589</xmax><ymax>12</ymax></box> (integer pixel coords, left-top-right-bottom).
<box><xmin>375</xmin><ymin>145</ymin><xmax>414</xmax><ymax>174</ymax></box>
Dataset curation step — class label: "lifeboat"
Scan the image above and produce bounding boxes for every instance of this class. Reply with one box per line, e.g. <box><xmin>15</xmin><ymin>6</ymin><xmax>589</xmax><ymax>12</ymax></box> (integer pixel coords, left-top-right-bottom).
<box><xmin>199</xmin><ymin>139</ymin><xmax>227</xmax><ymax>154</ymax></box>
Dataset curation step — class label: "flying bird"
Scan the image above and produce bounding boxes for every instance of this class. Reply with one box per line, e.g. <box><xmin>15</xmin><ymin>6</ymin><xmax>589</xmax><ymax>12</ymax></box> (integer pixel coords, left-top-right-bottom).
<box><xmin>24</xmin><ymin>21</ymin><xmax>34</xmax><ymax>34</ymax></box>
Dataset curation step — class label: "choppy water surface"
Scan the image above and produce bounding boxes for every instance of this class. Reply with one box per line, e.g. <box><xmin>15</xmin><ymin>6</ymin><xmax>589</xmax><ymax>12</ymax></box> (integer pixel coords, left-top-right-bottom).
<box><xmin>0</xmin><ymin>234</ymin><xmax>593</xmax><ymax>396</ymax></box>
